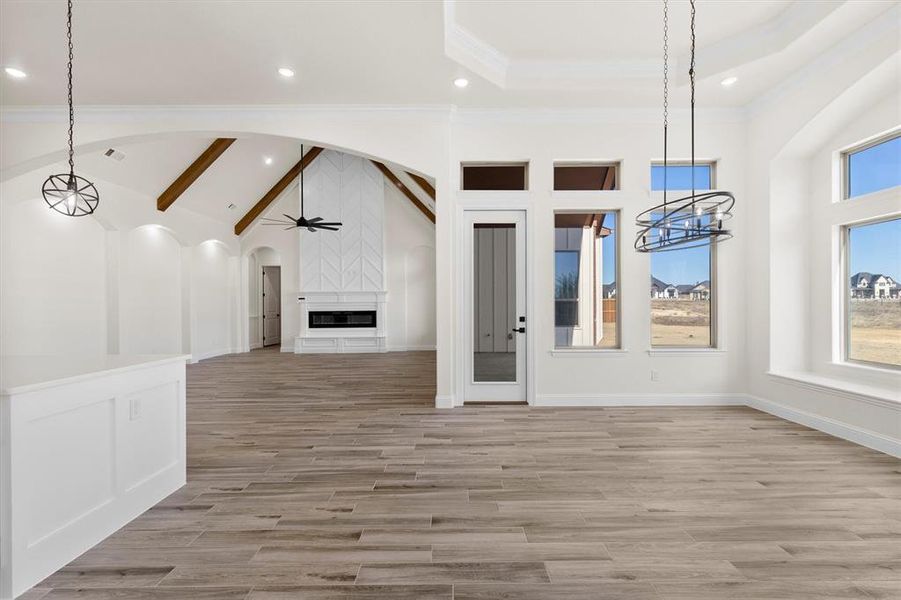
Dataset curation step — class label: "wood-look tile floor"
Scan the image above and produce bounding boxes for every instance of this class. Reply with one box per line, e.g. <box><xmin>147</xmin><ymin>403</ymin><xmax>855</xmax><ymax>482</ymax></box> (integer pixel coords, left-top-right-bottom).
<box><xmin>27</xmin><ymin>349</ymin><xmax>901</xmax><ymax>599</ymax></box>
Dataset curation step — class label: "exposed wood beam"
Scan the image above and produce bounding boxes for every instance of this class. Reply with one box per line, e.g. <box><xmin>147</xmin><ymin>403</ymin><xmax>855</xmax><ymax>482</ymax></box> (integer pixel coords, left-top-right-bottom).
<box><xmin>406</xmin><ymin>172</ymin><xmax>436</xmax><ymax>201</ymax></box>
<box><xmin>372</xmin><ymin>161</ymin><xmax>435</xmax><ymax>224</ymax></box>
<box><xmin>234</xmin><ymin>146</ymin><xmax>324</xmax><ymax>235</ymax></box>
<box><xmin>602</xmin><ymin>165</ymin><xmax>616</xmax><ymax>191</ymax></box>
<box><xmin>157</xmin><ymin>138</ymin><xmax>236</xmax><ymax>211</ymax></box>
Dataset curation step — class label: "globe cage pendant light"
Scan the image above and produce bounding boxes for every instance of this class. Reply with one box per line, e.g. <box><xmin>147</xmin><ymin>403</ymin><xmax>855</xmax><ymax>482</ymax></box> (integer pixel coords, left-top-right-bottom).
<box><xmin>42</xmin><ymin>0</ymin><xmax>100</xmax><ymax>217</ymax></box>
<box><xmin>634</xmin><ymin>0</ymin><xmax>734</xmax><ymax>253</ymax></box>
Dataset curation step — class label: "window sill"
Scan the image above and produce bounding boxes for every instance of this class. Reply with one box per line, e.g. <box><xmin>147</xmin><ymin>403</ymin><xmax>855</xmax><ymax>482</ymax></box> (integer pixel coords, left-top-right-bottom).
<box><xmin>550</xmin><ymin>348</ymin><xmax>628</xmax><ymax>357</ymax></box>
<box><xmin>766</xmin><ymin>370</ymin><xmax>900</xmax><ymax>408</ymax></box>
<box><xmin>647</xmin><ymin>348</ymin><xmax>726</xmax><ymax>356</ymax></box>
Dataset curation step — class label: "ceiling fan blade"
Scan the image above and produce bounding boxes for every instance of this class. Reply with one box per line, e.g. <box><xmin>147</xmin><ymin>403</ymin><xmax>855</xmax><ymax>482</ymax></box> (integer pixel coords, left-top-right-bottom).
<box><xmin>307</xmin><ymin>227</ymin><xmax>318</xmax><ymax>232</ymax></box>
<box><xmin>307</xmin><ymin>217</ymin><xmax>323</xmax><ymax>223</ymax></box>
<box><xmin>284</xmin><ymin>225</ymin><xmax>298</xmax><ymax>230</ymax></box>
<box><xmin>262</xmin><ymin>221</ymin><xmax>293</xmax><ymax>226</ymax></box>
<box><xmin>283</xmin><ymin>214</ymin><xmax>297</xmax><ymax>221</ymax></box>
<box><xmin>315</xmin><ymin>222</ymin><xmax>342</xmax><ymax>226</ymax></box>
<box><xmin>315</xmin><ymin>225</ymin><xmax>340</xmax><ymax>231</ymax></box>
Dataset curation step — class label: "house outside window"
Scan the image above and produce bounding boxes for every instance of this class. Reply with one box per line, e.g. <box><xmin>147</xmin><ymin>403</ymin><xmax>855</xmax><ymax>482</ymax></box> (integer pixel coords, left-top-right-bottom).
<box><xmin>554</xmin><ymin>211</ymin><xmax>619</xmax><ymax>349</ymax></box>
<box><xmin>844</xmin><ymin>217</ymin><xmax>900</xmax><ymax>368</ymax></box>
<box><xmin>649</xmin><ymin>163</ymin><xmax>716</xmax><ymax>348</ymax></box>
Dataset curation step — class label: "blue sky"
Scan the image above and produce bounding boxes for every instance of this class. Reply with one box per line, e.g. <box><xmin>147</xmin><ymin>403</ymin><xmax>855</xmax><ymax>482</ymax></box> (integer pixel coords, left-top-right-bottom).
<box><xmin>649</xmin><ymin>166</ymin><xmax>712</xmax><ymax>284</ymax></box>
<box><xmin>602</xmin><ymin>213</ymin><xmax>616</xmax><ymax>284</ymax></box>
<box><xmin>849</xmin><ymin>136</ymin><xmax>900</xmax><ymax>198</ymax></box>
<box><xmin>652</xmin><ymin>245</ymin><xmax>710</xmax><ymax>285</ymax></box>
<box><xmin>651</xmin><ymin>164</ymin><xmax>712</xmax><ymax>191</ymax></box>
<box><xmin>850</xmin><ymin>218</ymin><xmax>899</xmax><ymax>278</ymax></box>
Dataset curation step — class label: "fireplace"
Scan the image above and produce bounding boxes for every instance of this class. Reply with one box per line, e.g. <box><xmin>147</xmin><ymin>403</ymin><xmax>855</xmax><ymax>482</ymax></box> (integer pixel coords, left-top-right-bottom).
<box><xmin>296</xmin><ymin>291</ymin><xmax>387</xmax><ymax>353</ymax></box>
<box><xmin>309</xmin><ymin>310</ymin><xmax>377</xmax><ymax>329</ymax></box>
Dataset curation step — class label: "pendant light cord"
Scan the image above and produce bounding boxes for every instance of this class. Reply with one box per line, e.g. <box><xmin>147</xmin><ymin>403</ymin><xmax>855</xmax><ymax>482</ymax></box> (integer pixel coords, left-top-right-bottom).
<box><xmin>689</xmin><ymin>0</ymin><xmax>696</xmax><ymax>203</ymax></box>
<box><xmin>300</xmin><ymin>144</ymin><xmax>305</xmax><ymax>217</ymax></box>
<box><xmin>662</xmin><ymin>0</ymin><xmax>669</xmax><ymax>213</ymax></box>
<box><xmin>66</xmin><ymin>0</ymin><xmax>75</xmax><ymax>179</ymax></box>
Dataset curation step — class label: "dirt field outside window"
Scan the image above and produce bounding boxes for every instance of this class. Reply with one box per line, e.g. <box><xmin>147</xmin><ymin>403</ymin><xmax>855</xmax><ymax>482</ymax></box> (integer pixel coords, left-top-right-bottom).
<box><xmin>651</xmin><ymin>299</ymin><xmax>711</xmax><ymax>347</ymax></box>
<box><xmin>849</xmin><ymin>299</ymin><xmax>901</xmax><ymax>367</ymax></box>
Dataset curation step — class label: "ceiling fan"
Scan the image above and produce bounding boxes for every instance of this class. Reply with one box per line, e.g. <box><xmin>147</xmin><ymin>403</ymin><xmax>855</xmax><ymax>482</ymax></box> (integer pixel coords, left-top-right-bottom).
<box><xmin>262</xmin><ymin>144</ymin><xmax>342</xmax><ymax>232</ymax></box>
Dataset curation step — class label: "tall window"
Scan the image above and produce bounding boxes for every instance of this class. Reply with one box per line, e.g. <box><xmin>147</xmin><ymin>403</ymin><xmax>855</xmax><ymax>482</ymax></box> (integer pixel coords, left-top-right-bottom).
<box><xmin>649</xmin><ymin>164</ymin><xmax>715</xmax><ymax>347</ymax></box>
<box><xmin>844</xmin><ymin>133</ymin><xmax>901</xmax><ymax>199</ymax></box>
<box><xmin>554</xmin><ymin>211</ymin><xmax>619</xmax><ymax>348</ymax></box>
<box><xmin>845</xmin><ymin>217</ymin><xmax>900</xmax><ymax>368</ymax></box>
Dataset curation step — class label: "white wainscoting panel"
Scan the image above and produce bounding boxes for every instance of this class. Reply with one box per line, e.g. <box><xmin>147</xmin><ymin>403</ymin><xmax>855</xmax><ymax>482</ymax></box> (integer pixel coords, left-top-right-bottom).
<box><xmin>0</xmin><ymin>355</ymin><xmax>188</xmax><ymax>600</ymax></box>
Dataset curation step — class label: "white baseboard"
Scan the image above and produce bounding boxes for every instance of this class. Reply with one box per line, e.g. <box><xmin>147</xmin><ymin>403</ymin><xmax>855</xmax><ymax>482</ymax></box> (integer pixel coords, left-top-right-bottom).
<box><xmin>744</xmin><ymin>394</ymin><xmax>901</xmax><ymax>458</ymax></box>
<box><xmin>249</xmin><ymin>342</ymin><xmax>262</xmax><ymax>350</ymax></box>
<box><xmin>535</xmin><ymin>393</ymin><xmax>746</xmax><ymax>407</ymax></box>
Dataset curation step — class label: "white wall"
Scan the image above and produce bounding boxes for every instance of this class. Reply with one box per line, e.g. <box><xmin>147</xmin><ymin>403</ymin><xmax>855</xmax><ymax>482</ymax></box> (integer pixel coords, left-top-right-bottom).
<box><xmin>190</xmin><ymin>241</ymin><xmax>235</xmax><ymax>361</ymax></box>
<box><xmin>0</xmin><ymin>169</ymin><xmax>239</xmax><ymax>363</ymax></box>
<box><xmin>0</xmin><ymin>197</ymin><xmax>108</xmax><ymax>356</ymax></box>
<box><xmin>119</xmin><ymin>225</ymin><xmax>182</xmax><ymax>354</ymax></box>
<box><xmin>745</xmin><ymin>23</ymin><xmax>900</xmax><ymax>454</ymax></box>
<box><xmin>448</xmin><ymin>114</ymin><xmax>748</xmax><ymax>405</ymax></box>
<box><xmin>384</xmin><ymin>181</ymin><xmax>436</xmax><ymax>351</ymax></box>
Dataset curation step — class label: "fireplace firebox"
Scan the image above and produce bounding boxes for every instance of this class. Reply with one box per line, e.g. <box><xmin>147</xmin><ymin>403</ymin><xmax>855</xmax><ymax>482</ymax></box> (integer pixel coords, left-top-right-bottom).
<box><xmin>309</xmin><ymin>310</ymin><xmax>377</xmax><ymax>329</ymax></box>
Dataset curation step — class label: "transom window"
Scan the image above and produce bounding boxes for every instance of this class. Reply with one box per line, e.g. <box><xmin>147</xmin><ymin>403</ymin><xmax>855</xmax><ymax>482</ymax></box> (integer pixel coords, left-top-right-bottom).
<box><xmin>650</xmin><ymin>163</ymin><xmax>714</xmax><ymax>191</ymax></box>
<box><xmin>843</xmin><ymin>133</ymin><xmax>901</xmax><ymax>200</ymax></box>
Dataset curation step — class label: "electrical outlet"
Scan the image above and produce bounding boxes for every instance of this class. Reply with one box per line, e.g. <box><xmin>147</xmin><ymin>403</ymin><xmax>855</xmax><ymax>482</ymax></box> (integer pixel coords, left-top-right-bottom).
<box><xmin>129</xmin><ymin>397</ymin><xmax>142</xmax><ymax>421</ymax></box>
<box><xmin>650</xmin><ymin>370</ymin><xmax>659</xmax><ymax>382</ymax></box>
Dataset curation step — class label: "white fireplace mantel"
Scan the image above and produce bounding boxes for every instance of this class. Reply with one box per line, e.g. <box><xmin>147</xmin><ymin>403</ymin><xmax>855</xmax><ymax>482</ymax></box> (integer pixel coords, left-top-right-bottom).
<box><xmin>295</xmin><ymin>291</ymin><xmax>388</xmax><ymax>354</ymax></box>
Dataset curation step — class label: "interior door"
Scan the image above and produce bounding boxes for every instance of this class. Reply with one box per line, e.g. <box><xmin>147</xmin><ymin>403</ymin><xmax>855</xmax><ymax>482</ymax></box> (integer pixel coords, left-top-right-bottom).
<box><xmin>262</xmin><ymin>266</ymin><xmax>281</xmax><ymax>347</ymax></box>
<box><xmin>464</xmin><ymin>210</ymin><xmax>526</xmax><ymax>402</ymax></box>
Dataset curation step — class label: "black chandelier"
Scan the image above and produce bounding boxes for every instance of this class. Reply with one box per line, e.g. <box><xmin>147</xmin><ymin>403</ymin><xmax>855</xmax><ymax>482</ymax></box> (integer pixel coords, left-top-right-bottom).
<box><xmin>261</xmin><ymin>144</ymin><xmax>342</xmax><ymax>232</ymax></box>
<box><xmin>42</xmin><ymin>0</ymin><xmax>99</xmax><ymax>217</ymax></box>
<box><xmin>634</xmin><ymin>0</ymin><xmax>734</xmax><ymax>253</ymax></box>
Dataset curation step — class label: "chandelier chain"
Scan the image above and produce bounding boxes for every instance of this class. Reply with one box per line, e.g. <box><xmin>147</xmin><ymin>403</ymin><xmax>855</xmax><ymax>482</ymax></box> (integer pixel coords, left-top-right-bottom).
<box><xmin>300</xmin><ymin>144</ymin><xmax>305</xmax><ymax>216</ymax></box>
<box><xmin>67</xmin><ymin>0</ymin><xmax>75</xmax><ymax>177</ymax></box>
<box><xmin>689</xmin><ymin>0</ymin><xmax>696</xmax><ymax>200</ymax></box>
<box><xmin>662</xmin><ymin>0</ymin><xmax>669</xmax><ymax>209</ymax></box>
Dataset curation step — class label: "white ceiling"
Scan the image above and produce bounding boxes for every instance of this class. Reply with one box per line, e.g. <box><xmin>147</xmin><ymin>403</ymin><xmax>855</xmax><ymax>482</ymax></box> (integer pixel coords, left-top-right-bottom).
<box><xmin>0</xmin><ymin>0</ymin><xmax>895</xmax><ymax>109</ymax></box>
<box><xmin>454</xmin><ymin>1</ymin><xmax>789</xmax><ymax>61</ymax></box>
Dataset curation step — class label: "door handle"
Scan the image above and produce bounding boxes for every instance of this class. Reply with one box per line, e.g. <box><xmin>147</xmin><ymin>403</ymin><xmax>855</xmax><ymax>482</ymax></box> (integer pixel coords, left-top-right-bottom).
<box><xmin>512</xmin><ymin>327</ymin><xmax>526</xmax><ymax>334</ymax></box>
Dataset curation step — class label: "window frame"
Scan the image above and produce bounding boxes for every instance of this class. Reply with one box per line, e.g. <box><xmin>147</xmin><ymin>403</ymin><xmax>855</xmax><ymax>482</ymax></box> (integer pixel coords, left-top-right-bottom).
<box><xmin>552</xmin><ymin>209</ymin><xmax>622</xmax><ymax>350</ymax></box>
<box><xmin>841</xmin><ymin>130</ymin><xmax>901</xmax><ymax>201</ymax></box>
<box><xmin>840</xmin><ymin>214</ymin><xmax>901</xmax><ymax>371</ymax></box>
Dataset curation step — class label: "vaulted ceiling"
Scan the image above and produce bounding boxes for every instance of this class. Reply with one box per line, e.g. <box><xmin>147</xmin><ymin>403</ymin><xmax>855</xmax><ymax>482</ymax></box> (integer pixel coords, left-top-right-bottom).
<box><xmin>1</xmin><ymin>0</ymin><xmax>895</xmax><ymax>109</ymax></box>
<box><xmin>74</xmin><ymin>134</ymin><xmax>435</xmax><ymax>231</ymax></box>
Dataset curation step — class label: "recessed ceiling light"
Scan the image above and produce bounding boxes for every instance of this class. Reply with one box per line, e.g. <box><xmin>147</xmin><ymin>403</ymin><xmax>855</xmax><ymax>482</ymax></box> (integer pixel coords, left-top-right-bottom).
<box><xmin>720</xmin><ymin>76</ymin><xmax>738</xmax><ymax>87</ymax></box>
<box><xmin>4</xmin><ymin>67</ymin><xmax>27</xmax><ymax>79</ymax></box>
<box><xmin>263</xmin><ymin>156</ymin><xmax>274</xmax><ymax>166</ymax></box>
<box><xmin>453</xmin><ymin>77</ymin><xmax>469</xmax><ymax>89</ymax></box>
<box><xmin>278</xmin><ymin>67</ymin><xmax>295</xmax><ymax>78</ymax></box>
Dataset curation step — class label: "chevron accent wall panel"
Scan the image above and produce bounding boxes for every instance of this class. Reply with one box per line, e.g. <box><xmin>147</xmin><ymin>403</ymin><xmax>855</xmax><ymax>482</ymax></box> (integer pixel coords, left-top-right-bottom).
<box><xmin>299</xmin><ymin>150</ymin><xmax>385</xmax><ymax>292</ymax></box>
